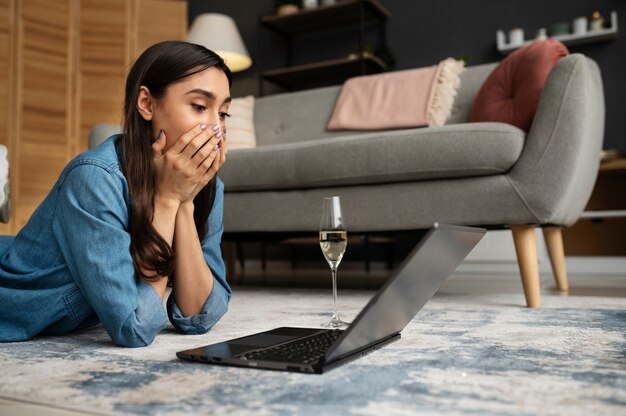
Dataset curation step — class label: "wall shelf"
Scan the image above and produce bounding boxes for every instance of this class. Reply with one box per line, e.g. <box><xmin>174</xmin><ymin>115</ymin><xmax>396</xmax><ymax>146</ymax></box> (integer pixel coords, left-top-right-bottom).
<box><xmin>579</xmin><ymin>210</ymin><xmax>626</xmax><ymax>219</ymax></box>
<box><xmin>257</xmin><ymin>0</ymin><xmax>390</xmax><ymax>94</ymax></box>
<box><xmin>496</xmin><ymin>10</ymin><xmax>618</xmax><ymax>54</ymax></box>
<box><xmin>261</xmin><ymin>0</ymin><xmax>390</xmax><ymax>36</ymax></box>
<box><xmin>262</xmin><ymin>54</ymin><xmax>386</xmax><ymax>91</ymax></box>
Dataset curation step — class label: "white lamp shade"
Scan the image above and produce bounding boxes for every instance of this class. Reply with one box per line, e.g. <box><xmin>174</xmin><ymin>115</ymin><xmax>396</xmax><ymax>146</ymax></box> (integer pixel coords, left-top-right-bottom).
<box><xmin>187</xmin><ymin>13</ymin><xmax>252</xmax><ymax>72</ymax></box>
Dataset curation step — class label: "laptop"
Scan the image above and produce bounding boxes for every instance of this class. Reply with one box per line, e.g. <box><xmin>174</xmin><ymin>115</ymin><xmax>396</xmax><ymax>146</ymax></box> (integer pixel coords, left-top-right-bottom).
<box><xmin>176</xmin><ymin>223</ymin><xmax>486</xmax><ymax>374</ymax></box>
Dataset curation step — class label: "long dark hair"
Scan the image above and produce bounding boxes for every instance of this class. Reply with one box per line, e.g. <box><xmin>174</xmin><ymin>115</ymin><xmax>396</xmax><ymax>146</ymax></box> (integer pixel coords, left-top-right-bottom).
<box><xmin>122</xmin><ymin>41</ymin><xmax>232</xmax><ymax>281</ymax></box>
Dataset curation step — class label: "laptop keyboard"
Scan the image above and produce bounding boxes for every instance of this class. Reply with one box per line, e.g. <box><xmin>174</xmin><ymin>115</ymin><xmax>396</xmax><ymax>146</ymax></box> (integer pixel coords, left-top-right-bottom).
<box><xmin>240</xmin><ymin>329</ymin><xmax>343</xmax><ymax>365</ymax></box>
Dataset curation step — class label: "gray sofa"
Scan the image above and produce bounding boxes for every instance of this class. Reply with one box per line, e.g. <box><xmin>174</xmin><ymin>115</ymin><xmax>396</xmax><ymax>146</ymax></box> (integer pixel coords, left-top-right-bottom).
<box><xmin>90</xmin><ymin>54</ymin><xmax>605</xmax><ymax>308</ymax></box>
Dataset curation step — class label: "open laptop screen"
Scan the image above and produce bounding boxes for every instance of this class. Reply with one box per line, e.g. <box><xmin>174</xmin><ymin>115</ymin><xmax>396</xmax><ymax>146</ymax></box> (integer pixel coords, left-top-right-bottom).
<box><xmin>325</xmin><ymin>224</ymin><xmax>485</xmax><ymax>362</ymax></box>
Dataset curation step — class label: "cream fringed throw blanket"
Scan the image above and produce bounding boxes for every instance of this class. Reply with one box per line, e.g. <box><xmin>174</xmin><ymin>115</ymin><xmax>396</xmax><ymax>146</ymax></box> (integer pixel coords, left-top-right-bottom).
<box><xmin>327</xmin><ymin>58</ymin><xmax>465</xmax><ymax>130</ymax></box>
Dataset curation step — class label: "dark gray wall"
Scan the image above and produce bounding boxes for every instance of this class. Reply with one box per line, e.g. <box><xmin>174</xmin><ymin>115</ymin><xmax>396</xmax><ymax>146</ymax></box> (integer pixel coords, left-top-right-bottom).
<box><xmin>188</xmin><ymin>0</ymin><xmax>625</xmax><ymax>152</ymax></box>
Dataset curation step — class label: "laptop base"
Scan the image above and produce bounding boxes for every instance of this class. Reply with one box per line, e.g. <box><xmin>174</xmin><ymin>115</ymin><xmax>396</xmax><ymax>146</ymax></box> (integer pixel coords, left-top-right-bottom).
<box><xmin>176</xmin><ymin>327</ymin><xmax>401</xmax><ymax>374</ymax></box>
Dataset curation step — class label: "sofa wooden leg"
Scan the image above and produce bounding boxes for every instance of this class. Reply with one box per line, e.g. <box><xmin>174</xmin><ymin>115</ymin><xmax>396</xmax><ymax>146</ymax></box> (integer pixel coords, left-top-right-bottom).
<box><xmin>511</xmin><ymin>225</ymin><xmax>541</xmax><ymax>308</ymax></box>
<box><xmin>542</xmin><ymin>227</ymin><xmax>569</xmax><ymax>292</ymax></box>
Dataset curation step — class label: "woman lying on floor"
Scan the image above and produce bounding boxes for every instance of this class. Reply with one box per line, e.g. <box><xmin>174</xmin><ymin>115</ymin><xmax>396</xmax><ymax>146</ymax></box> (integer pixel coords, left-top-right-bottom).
<box><xmin>0</xmin><ymin>41</ymin><xmax>232</xmax><ymax>347</ymax></box>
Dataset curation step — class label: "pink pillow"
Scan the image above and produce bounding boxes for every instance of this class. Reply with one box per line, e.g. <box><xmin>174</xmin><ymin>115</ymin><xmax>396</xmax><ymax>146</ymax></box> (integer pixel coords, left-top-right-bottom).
<box><xmin>471</xmin><ymin>39</ymin><xmax>569</xmax><ymax>132</ymax></box>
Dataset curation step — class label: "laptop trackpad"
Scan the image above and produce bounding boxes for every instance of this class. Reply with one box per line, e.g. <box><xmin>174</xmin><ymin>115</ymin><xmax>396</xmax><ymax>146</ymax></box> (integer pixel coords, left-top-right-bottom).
<box><xmin>233</xmin><ymin>334</ymin><xmax>298</xmax><ymax>347</ymax></box>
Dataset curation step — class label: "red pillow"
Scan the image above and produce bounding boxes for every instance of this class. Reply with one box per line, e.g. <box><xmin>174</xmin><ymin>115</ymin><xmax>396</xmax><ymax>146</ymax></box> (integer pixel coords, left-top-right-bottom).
<box><xmin>471</xmin><ymin>39</ymin><xmax>569</xmax><ymax>132</ymax></box>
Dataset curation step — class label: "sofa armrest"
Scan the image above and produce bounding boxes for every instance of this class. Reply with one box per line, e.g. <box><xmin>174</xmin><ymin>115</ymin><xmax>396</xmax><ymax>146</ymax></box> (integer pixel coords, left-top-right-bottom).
<box><xmin>508</xmin><ymin>54</ymin><xmax>605</xmax><ymax>226</ymax></box>
<box><xmin>89</xmin><ymin>124</ymin><xmax>122</xmax><ymax>149</ymax></box>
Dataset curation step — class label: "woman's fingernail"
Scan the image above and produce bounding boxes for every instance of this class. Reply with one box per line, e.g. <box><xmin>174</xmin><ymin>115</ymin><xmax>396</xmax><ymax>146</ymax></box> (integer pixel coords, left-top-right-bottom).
<box><xmin>213</xmin><ymin>144</ymin><xmax>219</xmax><ymax>151</ymax></box>
<box><xmin>200</xmin><ymin>123</ymin><xmax>207</xmax><ymax>130</ymax></box>
<box><xmin>157</xmin><ymin>130</ymin><xmax>165</xmax><ymax>141</ymax></box>
<box><xmin>212</xmin><ymin>124</ymin><xmax>220</xmax><ymax>131</ymax></box>
<box><xmin>215</xmin><ymin>131</ymin><xmax>223</xmax><ymax>138</ymax></box>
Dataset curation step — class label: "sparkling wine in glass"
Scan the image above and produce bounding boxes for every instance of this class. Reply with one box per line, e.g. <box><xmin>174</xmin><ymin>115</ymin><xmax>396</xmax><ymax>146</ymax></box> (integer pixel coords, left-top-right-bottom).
<box><xmin>319</xmin><ymin>196</ymin><xmax>350</xmax><ymax>328</ymax></box>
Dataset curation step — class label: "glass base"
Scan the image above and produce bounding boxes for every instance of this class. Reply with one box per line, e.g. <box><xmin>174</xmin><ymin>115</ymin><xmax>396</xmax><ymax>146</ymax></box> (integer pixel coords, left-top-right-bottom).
<box><xmin>321</xmin><ymin>314</ymin><xmax>351</xmax><ymax>329</ymax></box>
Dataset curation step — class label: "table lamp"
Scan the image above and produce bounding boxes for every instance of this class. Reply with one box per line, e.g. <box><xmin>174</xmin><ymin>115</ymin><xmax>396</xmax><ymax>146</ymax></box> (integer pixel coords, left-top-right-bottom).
<box><xmin>187</xmin><ymin>13</ymin><xmax>252</xmax><ymax>72</ymax></box>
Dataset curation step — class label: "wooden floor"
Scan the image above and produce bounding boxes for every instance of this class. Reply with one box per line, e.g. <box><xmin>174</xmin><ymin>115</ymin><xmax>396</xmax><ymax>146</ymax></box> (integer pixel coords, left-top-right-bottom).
<box><xmin>232</xmin><ymin>260</ymin><xmax>626</xmax><ymax>297</ymax></box>
<box><xmin>0</xmin><ymin>398</ymin><xmax>90</xmax><ymax>416</ymax></box>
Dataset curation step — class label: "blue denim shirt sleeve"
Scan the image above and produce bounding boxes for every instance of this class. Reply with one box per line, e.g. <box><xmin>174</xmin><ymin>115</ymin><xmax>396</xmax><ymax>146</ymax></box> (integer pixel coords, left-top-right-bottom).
<box><xmin>52</xmin><ymin>162</ymin><xmax>167</xmax><ymax>348</ymax></box>
<box><xmin>166</xmin><ymin>177</ymin><xmax>232</xmax><ymax>334</ymax></box>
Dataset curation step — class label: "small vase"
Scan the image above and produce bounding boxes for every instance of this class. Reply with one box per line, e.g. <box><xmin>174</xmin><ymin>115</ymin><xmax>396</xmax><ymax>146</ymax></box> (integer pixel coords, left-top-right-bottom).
<box><xmin>572</xmin><ymin>16</ymin><xmax>588</xmax><ymax>35</ymax></box>
<box><xmin>508</xmin><ymin>28</ymin><xmax>524</xmax><ymax>46</ymax></box>
<box><xmin>590</xmin><ymin>11</ymin><xmax>604</xmax><ymax>32</ymax></box>
<box><xmin>535</xmin><ymin>28</ymin><xmax>547</xmax><ymax>40</ymax></box>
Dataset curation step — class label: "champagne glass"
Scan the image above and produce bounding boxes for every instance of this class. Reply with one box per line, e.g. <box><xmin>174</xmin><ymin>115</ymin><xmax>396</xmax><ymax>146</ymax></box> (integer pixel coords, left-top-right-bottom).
<box><xmin>319</xmin><ymin>196</ymin><xmax>350</xmax><ymax>328</ymax></box>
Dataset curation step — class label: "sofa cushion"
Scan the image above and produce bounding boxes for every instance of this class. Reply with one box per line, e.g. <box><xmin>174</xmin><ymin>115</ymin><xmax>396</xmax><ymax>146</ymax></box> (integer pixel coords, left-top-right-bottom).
<box><xmin>226</xmin><ymin>96</ymin><xmax>257</xmax><ymax>149</ymax></box>
<box><xmin>446</xmin><ymin>62</ymin><xmax>497</xmax><ymax>125</ymax></box>
<box><xmin>470</xmin><ymin>39</ymin><xmax>569</xmax><ymax>132</ymax></box>
<box><xmin>255</xmin><ymin>86</ymin><xmax>347</xmax><ymax>146</ymax></box>
<box><xmin>219</xmin><ymin>122</ymin><xmax>525</xmax><ymax>192</ymax></box>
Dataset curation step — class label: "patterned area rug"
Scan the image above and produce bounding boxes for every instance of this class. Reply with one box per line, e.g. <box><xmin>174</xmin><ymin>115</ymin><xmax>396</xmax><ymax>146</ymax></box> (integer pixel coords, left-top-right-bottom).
<box><xmin>0</xmin><ymin>284</ymin><xmax>624</xmax><ymax>415</ymax></box>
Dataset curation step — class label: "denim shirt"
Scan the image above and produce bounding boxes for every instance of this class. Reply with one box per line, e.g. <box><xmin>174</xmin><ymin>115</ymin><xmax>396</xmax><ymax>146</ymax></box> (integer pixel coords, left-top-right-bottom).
<box><xmin>0</xmin><ymin>135</ymin><xmax>231</xmax><ymax>347</ymax></box>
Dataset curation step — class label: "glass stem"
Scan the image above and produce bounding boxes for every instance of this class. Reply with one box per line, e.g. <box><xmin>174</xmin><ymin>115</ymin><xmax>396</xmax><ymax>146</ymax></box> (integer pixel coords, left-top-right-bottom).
<box><xmin>331</xmin><ymin>265</ymin><xmax>338</xmax><ymax>318</ymax></box>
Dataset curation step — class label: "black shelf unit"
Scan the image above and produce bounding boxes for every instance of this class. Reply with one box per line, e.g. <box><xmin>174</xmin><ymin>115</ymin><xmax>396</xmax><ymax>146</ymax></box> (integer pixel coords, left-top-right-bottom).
<box><xmin>258</xmin><ymin>0</ymin><xmax>391</xmax><ymax>95</ymax></box>
<box><xmin>262</xmin><ymin>54</ymin><xmax>386</xmax><ymax>91</ymax></box>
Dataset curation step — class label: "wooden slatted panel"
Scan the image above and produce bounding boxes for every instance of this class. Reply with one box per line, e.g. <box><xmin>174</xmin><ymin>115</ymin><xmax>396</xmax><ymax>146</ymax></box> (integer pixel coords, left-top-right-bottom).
<box><xmin>4</xmin><ymin>0</ymin><xmax>187</xmax><ymax>233</ymax></box>
<box><xmin>133</xmin><ymin>0</ymin><xmax>186</xmax><ymax>60</ymax></box>
<box><xmin>76</xmin><ymin>0</ymin><xmax>128</xmax><ymax>154</ymax></box>
<box><xmin>0</xmin><ymin>0</ymin><xmax>13</xmax><ymax>233</ymax></box>
<box><xmin>16</xmin><ymin>0</ymin><xmax>73</xmax><ymax>228</ymax></box>
<box><xmin>0</xmin><ymin>0</ymin><xmax>10</xmax><ymax>148</ymax></box>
